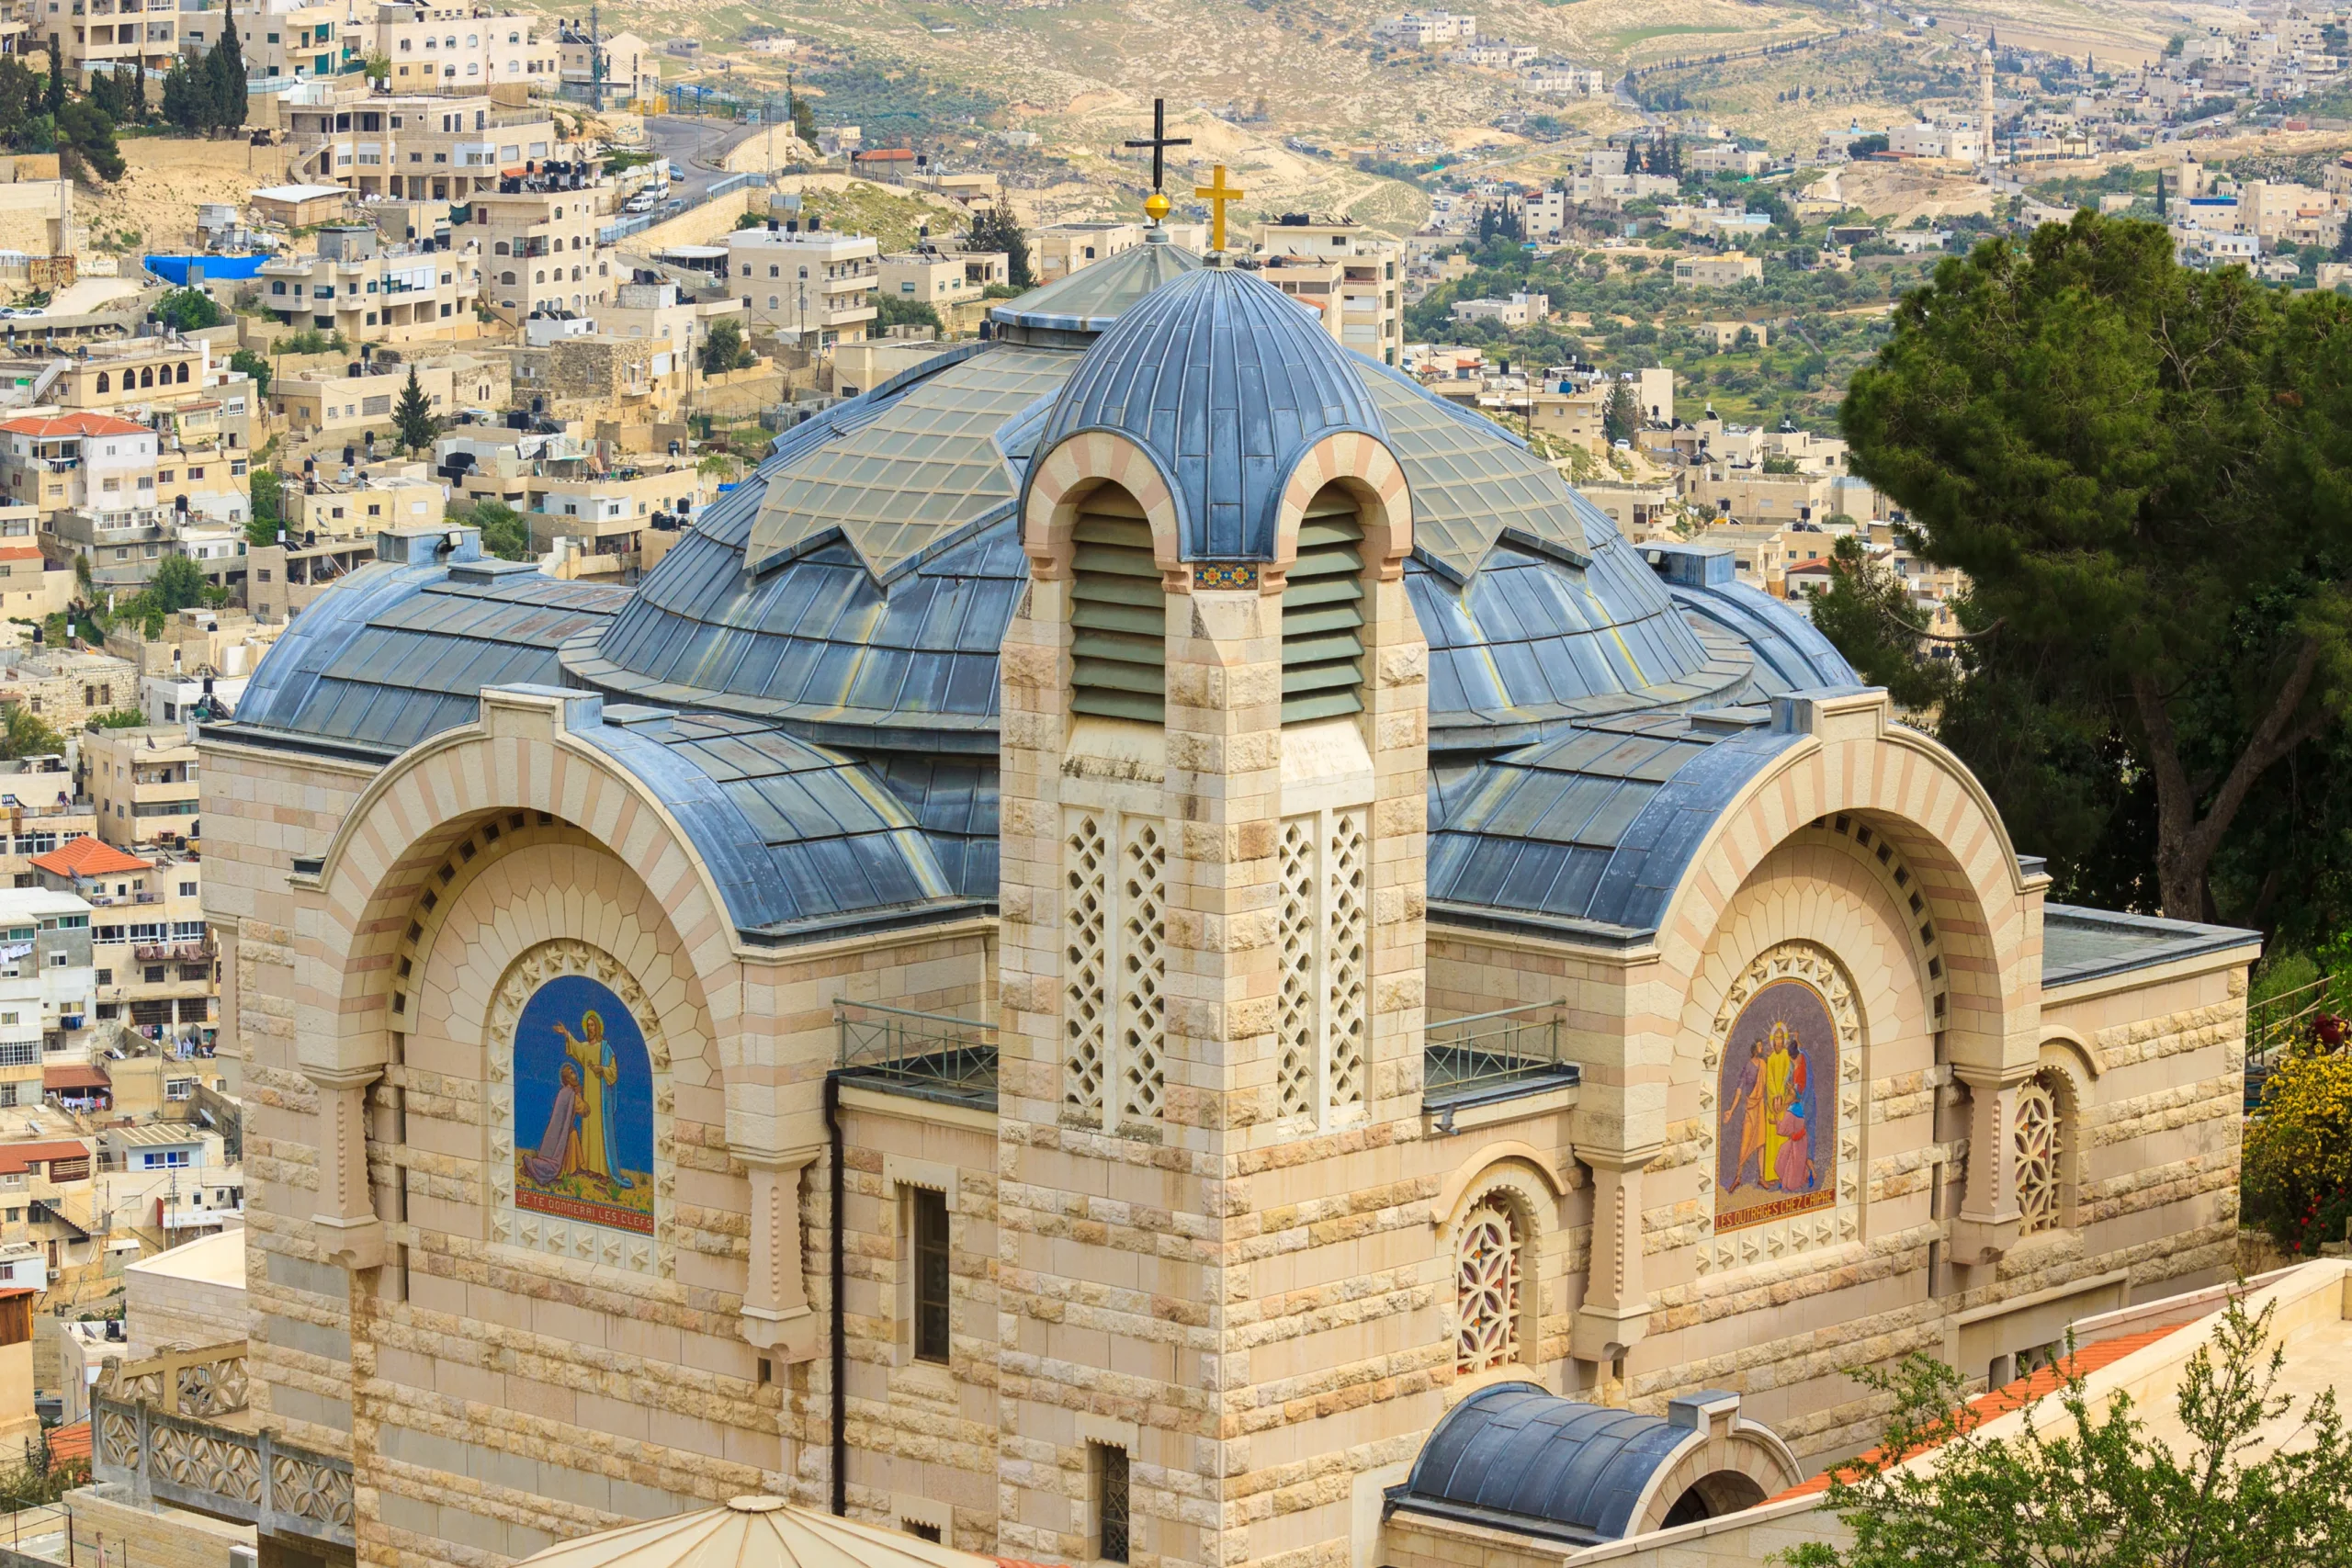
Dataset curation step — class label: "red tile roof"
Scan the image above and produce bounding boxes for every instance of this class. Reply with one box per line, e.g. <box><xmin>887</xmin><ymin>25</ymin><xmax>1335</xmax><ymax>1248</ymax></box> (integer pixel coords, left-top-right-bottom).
<box><xmin>0</xmin><ymin>1138</ymin><xmax>93</xmax><ymax>1174</ymax></box>
<box><xmin>30</xmin><ymin>837</ymin><xmax>153</xmax><ymax>877</ymax></box>
<box><xmin>1769</xmin><ymin>1322</ymin><xmax>2194</xmax><ymax>1503</ymax></box>
<box><xmin>0</xmin><ymin>412</ymin><xmax>152</xmax><ymax>440</ymax></box>
<box><xmin>48</xmin><ymin>1421</ymin><xmax>91</xmax><ymax>1466</ymax></box>
<box><xmin>42</xmin><ymin>1065</ymin><xmax>111</xmax><ymax>1091</ymax></box>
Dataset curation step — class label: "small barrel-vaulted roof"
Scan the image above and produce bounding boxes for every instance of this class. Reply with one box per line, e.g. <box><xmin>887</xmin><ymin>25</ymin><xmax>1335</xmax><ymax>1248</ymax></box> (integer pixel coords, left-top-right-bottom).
<box><xmin>989</xmin><ymin>235</ymin><xmax>1204</xmax><ymax>336</ymax></box>
<box><xmin>1034</xmin><ymin>263</ymin><xmax>1385</xmax><ymax>561</ymax></box>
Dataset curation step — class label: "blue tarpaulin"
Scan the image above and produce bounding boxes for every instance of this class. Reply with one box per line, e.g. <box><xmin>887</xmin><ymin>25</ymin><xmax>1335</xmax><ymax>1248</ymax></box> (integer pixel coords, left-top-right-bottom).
<box><xmin>144</xmin><ymin>255</ymin><xmax>268</xmax><ymax>287</ymax></box>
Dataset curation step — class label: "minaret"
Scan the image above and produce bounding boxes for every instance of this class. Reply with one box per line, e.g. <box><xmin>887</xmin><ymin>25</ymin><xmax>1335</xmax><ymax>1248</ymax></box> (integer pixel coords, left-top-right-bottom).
<box><xmin>1978</xmin><ymin>47</ymin><xmax>1996</xmax><ymax>175</ymax></box>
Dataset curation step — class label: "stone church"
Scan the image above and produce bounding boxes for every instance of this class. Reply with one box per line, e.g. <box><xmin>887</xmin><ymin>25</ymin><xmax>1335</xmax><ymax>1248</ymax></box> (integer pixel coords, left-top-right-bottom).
<box><xmin>190</xmin><ymin>240</ymin><xmax>2254</xmax><ymax>1568</ymax></box>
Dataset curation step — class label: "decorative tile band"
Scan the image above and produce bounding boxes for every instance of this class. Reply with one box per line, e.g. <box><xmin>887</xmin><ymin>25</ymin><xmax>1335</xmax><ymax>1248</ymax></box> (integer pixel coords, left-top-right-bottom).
<box><xmin>1193</xmin><ymin>561</ymin><xmax>1260</xmax><ymax>590</ymax></box>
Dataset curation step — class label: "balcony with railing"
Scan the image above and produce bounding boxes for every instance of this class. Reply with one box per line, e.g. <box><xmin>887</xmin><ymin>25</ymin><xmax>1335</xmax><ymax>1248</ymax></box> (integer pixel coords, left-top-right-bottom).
<box><xmin>834</xmin><ymin>999</ymin><xmax>997</xmax><ymax>1111</ymax></box>
<box><xmin>1422</xmin><ymin>999</ymin><xmax>1580</xmax><ymax>1126</ymax></box>
<box><xmin>92</xmin><ymin>1340</ymin><xmax>355</xmax><ymax>1551</ymax></box>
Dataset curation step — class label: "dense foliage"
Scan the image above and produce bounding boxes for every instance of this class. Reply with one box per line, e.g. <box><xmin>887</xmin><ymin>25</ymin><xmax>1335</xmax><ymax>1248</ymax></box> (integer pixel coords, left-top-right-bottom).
<box><xmin>967</xmin><ymin>207</ymin><xmax>1033</xmax><ymax>290</ymax></box>
<box><xmin>2244</xmin><ymin>1038</ymin><xmax>2352</xmax><ymax>1254</ymax></box>
<box><xmin>1826</xmin><ymin>213</ymin><xmax>2352</xmax><ymax>934</ymax></box>
<box><xmin>393</xmin><ymin>366</ymin><xmax>436</xmax><ymax>456</ymax></box>
<box><xmin>1789</xmin><ymin>1292</ymin><xmax>2352</xmax><ymax>1568</ymax></box>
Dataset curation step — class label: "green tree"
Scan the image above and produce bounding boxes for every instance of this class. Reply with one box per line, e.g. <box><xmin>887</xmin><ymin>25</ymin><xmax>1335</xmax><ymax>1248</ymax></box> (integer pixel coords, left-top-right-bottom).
<box><xmin>85</xmin><ymin>707</ymin><xmax>151</xmax><ymax>729</ymax></box>
<box><xmin>54</xmin><ymin>99</ymin><xmax>124</xmax><ymax>184</ymax></box>
<box><xmin>149</xmin><ymin>553</ymin><xmax>205</xmax><ymax>614</ymax></box>
<box><xmin>0</xmin><ymin>703</ymin><xmax>62</xmax><ymax>761</ymax></box>
<box><xmin>245</xmin><ymin>466</ymin><xmax>282</xmax><ymax>547</ymax></box>
<box><xmin>967</xmin><ymin>206</ymin><xmax>1033</xmax><ymax>290</ymax></box>
<box><xmin>42</xmin><ymin>36</ymin><xmax>62</xmax><ymax>118</ymax></box>
<box><xmin>159</xmin><ymin>55</ymin><xmax>203</xmax><ymax>135</ymax></box>
<box><xmin>695</xmin><ymin>315</ymin><xmax>752</xmax><ymax>376</ymax></box>
<box><xmin>207</xmin><ymin>15</ymin><xmax>247</xmax><ymax>133</ymax></box>
<box><xmin>790</xmin><ymin>94</ymin><xmax>818</xmax><ymax>148</ymax></box>
<box><xmin>1836</xmin><ymin>212</ymin><xmax>2352</xmax><ymax>924</ymax></box>
<box><xmin>461</xmin><ymin>500</ymin><xmax>530</xmax><ymax>561</ymax></box>
<box><xmin>1804</xmin><ymin>535</ymin><xmax>1958</xmax><ymax>712</ymax></box>
<box><xmin>129</xmin><ymin>60</ymin><xmax>146</xmax><ymax>125</ymax></box>
<box><xmin>392</xmin><ymin>365</ymin><xmax>437</xmax><ymax>455</ymax></box>
<box><xmin>1789</xmin><ymin>1292</ymin><xmax>2352</xmax><ymax>1568</ymax></box>
<box><xmin>1601</xmin><ymin>378</ymin><xmax>1639</xmax><ymax>445</ymax></box>
<box><xmin>875</xmin><ymin>294</ymin><xmax>942</xmax><ymax>333</ymax></box>
<box><xmin>229</xmin><ymin>346</ymin><xmax>271</xmax><ymax>398</ymax></box>
<box><xmin>154</xmin><ymin>287</ymin><xmax>222</xmax><ymax>333</ymax></box>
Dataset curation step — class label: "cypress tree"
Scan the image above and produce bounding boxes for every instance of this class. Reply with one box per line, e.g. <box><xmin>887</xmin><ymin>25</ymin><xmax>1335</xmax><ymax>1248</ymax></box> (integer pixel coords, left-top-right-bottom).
<box><xmin>209</xmin><ymin>16</ymin><xmax>248</xmax><ymax>133</ymax></box>
<box><xmin>43</xmin><ymin>36</ymin><xmax>63</xmax><ymax>118</ymax></box>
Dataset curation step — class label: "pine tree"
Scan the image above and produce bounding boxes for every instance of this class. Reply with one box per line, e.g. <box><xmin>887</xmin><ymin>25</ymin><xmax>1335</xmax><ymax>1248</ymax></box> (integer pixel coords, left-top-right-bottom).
<box><xmin>393</xmin><ymin>367</ymin><xmax>437</xmax><ymax>456</ymax></box>
<box><xmin>209</xmin><ymin>15</ymin><xmax>247</xmax><ymax>133</ymax></box>
<box><xmin>160</xmin><ymin>55</ymin><xmax>202</xmax><ymax>135</ymax></box>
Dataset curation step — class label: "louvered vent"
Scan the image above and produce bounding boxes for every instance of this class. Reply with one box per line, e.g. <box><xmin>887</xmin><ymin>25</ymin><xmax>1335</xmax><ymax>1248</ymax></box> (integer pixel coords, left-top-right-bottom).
<box><xmin>1281</xmin><ymin>495</ymin><xmax>1366</xmax><ymax>723</ymax></box>
<box><xmin>1069</xmin><ymin>491</ymin><xmax>1164</xmax><ymax>723</ymax></box>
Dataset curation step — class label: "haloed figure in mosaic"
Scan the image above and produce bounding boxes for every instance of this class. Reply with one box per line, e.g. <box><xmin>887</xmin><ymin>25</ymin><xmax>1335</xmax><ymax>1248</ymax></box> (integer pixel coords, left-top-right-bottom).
<box><xmin>514</xmin><ymin>975</ymin><xmax>656</xmax><ymax>1234</ymax></box>
<box><xmin>1716</xmin><ymin>984</ymin><xmax>1837</xmax><ymax>1231</ymax></box>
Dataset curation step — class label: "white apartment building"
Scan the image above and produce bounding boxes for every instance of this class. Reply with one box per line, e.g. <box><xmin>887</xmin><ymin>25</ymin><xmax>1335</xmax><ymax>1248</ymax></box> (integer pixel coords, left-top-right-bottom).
<box><xmin>473</xmin><ymin>163</ymin><xmax>616</xmax><ymax>321</ymax></box>
<box><xmin>369</xmin><ymin>2</ymin><xmax>560</xmax><ymax>93</ymax></box>
<box><xmin>282</xmin><ymin>96</ymin><xmax>557</xmax><ymax>201</ymax></box>
<box><xmin>0</xmin><ymin>887</ymin><xmax>96</xmax><ymax>1108</ymax></box>
<box><xmin>1371</xmin><ymin>10</ymin><xmax>1476</xmax><ymax>46</ymax></box>
<box><xmin>1253</xmin><ymin>219</ymin><xmax>1406</xmax><ymax>367</ymax></box>
<box><xmin>258</xmin><ymin>224</ymin><xmax>481</xmax><ymax>342</ymax></box>
<box><xmin>726</xmin><ymin>227</ymin><xmax>879</xmax><ymax>348</ymax></box>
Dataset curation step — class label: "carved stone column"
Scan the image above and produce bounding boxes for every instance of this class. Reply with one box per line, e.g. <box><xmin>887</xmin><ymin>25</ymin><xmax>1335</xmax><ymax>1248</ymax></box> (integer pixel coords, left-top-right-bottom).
<box><xmin>1573</xmin><ymin>1144</ymin><xmax>1661</xmax><ymax>1364</ymax></box>
<box><xmin>304</xmin><ymin>1065</ymin><xmax>385</xmax><ymax>1270</ymax></box>
<box><xmin>740</xmin><ymin>1147</ymin><xmax>821</xmax><ymax>1360</ymax></box>
<box><xmin>1950</xmin><ymin>1066</ymin><xmax>2025</xmax><ymax>1264</ymax></box>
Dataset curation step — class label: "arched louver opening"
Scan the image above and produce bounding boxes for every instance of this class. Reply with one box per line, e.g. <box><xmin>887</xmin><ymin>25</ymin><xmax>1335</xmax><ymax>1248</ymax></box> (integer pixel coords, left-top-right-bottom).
<box><xmin>1282</xmin><ymin>490</ymin><xmax>1366</xmax><ymax>723</ymax></box>
<box><xmin>1069</xmin><ymin>487</ymin><xmax>1164</xmax><ymax>723</ymax></box>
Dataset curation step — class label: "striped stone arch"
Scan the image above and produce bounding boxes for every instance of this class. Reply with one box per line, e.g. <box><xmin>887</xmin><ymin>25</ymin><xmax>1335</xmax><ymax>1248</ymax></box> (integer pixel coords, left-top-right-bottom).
<box><xmin>298</xmin><ymin>688</ymin><xmax>745</xmax><ymax>1089</ymax></box>
<box><xmin>1650</xmin><ymin>693</ymin><xmax>2040</xmax><ymax>1082</ymax></box>
<box><xmin>1270</xmin><ymin>431</ymin><xmax>1414</xmax><ymax>589</ymax></box>
<box><xmin>1022</xmin><ymin>429</ymin><xmax>1186</xmax><ymax>587</ymax></box>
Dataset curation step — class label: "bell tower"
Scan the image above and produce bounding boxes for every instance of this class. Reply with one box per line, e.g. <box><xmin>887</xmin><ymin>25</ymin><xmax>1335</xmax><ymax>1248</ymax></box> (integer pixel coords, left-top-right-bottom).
<box><xmin>995</xmin><ymin>263</ymin><xmax>1429</xmax><ymax>1568</ymax></box>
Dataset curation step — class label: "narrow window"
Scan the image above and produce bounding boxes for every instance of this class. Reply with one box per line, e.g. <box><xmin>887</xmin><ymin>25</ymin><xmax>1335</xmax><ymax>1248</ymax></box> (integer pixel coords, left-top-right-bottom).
<box><xmin>1069</xmin><ymin>486</ymin><xmax>1163</xmax><ymax>722</ymax></box>
<box><xmin>1281</xmin><ymin>487</ymin><xmax>1365</xmax><ymax>722</ymax></box>
<box><xmin>912</xmin><ymin>1187</ymin><xmax>950</xmax><ymax>1363</ymax></box>
<box><xmin>1092</xmin><ymin>1443</ymin><xmax>1130</xmax><ymax>1564</ymax></box>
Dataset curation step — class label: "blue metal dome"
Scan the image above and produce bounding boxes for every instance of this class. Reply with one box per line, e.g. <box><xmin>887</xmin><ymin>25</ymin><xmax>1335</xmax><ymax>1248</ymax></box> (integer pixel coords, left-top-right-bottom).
<box><xmin>1033</xmin><ymin>264</ymin><xmax>1385</xmax><ymax>561</ymax></box>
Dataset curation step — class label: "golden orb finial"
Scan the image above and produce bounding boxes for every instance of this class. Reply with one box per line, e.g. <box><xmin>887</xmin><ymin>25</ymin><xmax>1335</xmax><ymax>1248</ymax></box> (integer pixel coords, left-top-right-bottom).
<box><xmin>1144</xmin><ymin>190</ymin><xmax>1171</xmax><ymax>224</ymax></box>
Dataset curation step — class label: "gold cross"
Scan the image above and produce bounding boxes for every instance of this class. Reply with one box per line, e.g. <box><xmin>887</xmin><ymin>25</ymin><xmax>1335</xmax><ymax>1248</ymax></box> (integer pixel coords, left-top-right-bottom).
<box><xmin>1193</xmin><ymin>164</ymin><xmax>1246</xmax><ymax>253</ymax></box>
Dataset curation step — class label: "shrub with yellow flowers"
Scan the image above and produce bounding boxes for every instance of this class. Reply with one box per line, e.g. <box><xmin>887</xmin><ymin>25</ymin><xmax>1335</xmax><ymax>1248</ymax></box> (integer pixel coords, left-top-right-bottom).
<box><xmin>2244</xmin><ymin>1035</ymin><xmax>2352</xmax><ymax>1254</ymax></box>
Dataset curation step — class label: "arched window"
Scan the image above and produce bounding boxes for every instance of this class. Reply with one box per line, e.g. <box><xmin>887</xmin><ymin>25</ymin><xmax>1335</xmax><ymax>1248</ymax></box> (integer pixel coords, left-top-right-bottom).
<box><xmin>139</xmin><ymin>367</ymin><xmax>153</xmax><ymax>389</ymax></box>
<box><xmin>1455</xmin><ymin>1194</ymin><xmax>1522</xmax><ymax>1374</ymax></box>
<box><xmin>1281</xmin><ymin>481</ymin><xmax>1366</xmax><ymax>723</ymax></box>
<box><xmin>508</xmin><ymin>30</ymin><xmax>519</xmax><ymax>42</ymax></box>
<box><xmin>1069</xmin><ymin>483</ymin><xmax>1163</xmax><ymax>722</ymax></box>
<box><xmin>175</xmin><ymin>363</ymin><xmax>189</xmax><ymax>384</ymax></box>
<box><xmin>766</xmin><ymin>294</ymin><xmax>778</xmax><ymax>309</ymax></box>
<box><xmin>95</xmin><ymin>372</ymin><xmax>108</xmax><ymax>393</ymax></box>
<box><xmin>2015</xmin><ymin>1074</ymin><xmax>2066</xmax><ymax>1235</ymax></box>
<box><xmin>500</xmin><ymin>271</ymin><xmax>515</xmax><ymax>285</ymax></box>
<box><xmin>534</xmin><ymin>270</ymin><xmax>545</xmax><ymax>284</ymax></box>
<box><xmin>494</xmin><ymin>241</ymin><xmax>509</xmax><ymax>255</ymax></box>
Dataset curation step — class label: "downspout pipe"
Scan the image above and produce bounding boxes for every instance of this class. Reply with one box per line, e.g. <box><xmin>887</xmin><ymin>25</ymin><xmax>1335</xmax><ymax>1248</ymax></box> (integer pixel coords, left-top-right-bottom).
<box><xmin>824</xmin><ymin>1069</ymin><xmax>847</xmax><ymax>1517</ymax></box>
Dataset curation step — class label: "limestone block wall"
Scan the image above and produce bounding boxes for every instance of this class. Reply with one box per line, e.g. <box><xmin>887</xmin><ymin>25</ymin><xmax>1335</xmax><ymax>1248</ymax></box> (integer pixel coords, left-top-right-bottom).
<box><xmin>67</xmin><ymin>1483</ymin><xmax>259</xmax><ymax>1568</ymax></box>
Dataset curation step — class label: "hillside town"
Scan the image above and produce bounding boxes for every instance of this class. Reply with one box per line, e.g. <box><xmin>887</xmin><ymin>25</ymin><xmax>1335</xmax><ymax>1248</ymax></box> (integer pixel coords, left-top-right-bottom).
<box><xmin>0</xmin><ymin>6</ymin><xmax>2340</xmax><ymax>1568</ymax></box>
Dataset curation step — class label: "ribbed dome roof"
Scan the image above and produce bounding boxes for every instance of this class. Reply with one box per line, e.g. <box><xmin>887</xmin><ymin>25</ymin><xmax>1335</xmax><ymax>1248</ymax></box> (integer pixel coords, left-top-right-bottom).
<box><xmin>516</xmin><ymin>1496</ymin><xmax>990</xmax><ymax>1568</ymax></box>
<box><xmin>1034</xmin><ymin>264</ymin><xmax>1385</xmax><ymax>560</ymax></box>
<box><xmin>989</xmin><ymin>234</ymin><xmax>1203</xmax><ymax>336</ymax></box>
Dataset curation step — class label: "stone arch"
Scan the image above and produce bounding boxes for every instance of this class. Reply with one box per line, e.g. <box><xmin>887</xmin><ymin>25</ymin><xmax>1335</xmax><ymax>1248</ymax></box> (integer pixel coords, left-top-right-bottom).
<box><xmin>1623</xmin><ymin>1408</ymin><xmax>1803</xmax><ymax>1537</ymax></box>
<box><xmin>1649</xmin><ymin>696</ymin><xmax>2037</xmax><ymax>1104</ymax></box>
<box><xmin>1267</xmin><ymin>431</ymin><xmax>1413</xmax><ymax>589</ymax></box>
<box><xmin>2023</xmin><ymin>1041</ymin><xmax>2092</xmax><ymax>1232</ymax></box>
<box><xmin>1434</xmin><ymin>1143</ymin><xmax>1568</xmax><ymax>1224</ymax></box>
<box><xmin>301</xmin><ymin>690</ymin><xmax>743</xmax><ymax>1092</ymax></box>
<box><xmin>1023</xmin><ymin>430</ymin><xmax>1185</xmax><ymax>588</ymax></box>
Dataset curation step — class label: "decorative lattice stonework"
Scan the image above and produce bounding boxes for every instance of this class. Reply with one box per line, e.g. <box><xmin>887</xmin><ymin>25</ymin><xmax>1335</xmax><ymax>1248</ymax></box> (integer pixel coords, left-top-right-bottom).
<box><xmin>1063</xmin><ymin>813</ymin><xmax>1109</xmax><ymax>1120</ymax></box>
<box><xmin>1694</xmin><ymin>941</ymin><xmax>1863</xmax><ymax>1275</ymax></box>
<box><xmin>1116</xmin><ymin>818</ymin><xmax>1167</xmax><ymax>1127</ymax></box>
<box><xmin>1276</xmin><ymin>819</ymin><xmax>1317</xmax><ymax>1121</ymax></box>
<box><xmin>1454</xmin><ymin>1196</ymin><xmax>1522</xmax><ymax>1374</ymax></box>
<box><xmin>1326</xmin><ymin>810</ymin><xmax>1368</xmax><ymax>1114</ymax></box>
<box><xmin>486</xmin><ymin>939</ymin><xmax>674</xmax><ymax>1277</ymax></box>
<box><xmin>2014</xmin><ymin>1077</ymin><xmax>2062</xmax><ymax>1235</ymax></box>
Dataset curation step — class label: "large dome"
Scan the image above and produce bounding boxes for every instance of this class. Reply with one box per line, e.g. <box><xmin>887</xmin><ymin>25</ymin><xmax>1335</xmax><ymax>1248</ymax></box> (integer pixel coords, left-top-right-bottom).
<box><xmin>562</xmin><ymin>253</ymin><xmax>1844</xmax><ymax>752</ymax></box>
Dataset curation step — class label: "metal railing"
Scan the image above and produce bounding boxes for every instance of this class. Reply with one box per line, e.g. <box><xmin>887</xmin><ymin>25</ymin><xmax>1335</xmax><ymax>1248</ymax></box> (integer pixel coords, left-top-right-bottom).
<box><xmin>1424</xmin><ymin>998</ymin><xmax>1580</xmax><ymax>1114</ymax></box>
<box><xmin>2246</xmin><ymin>972</ymin><xmax>2342</xmax><ymax>1111</ymax></box>
<box><xmin>834</xmin><ymin>999</ymin><xmax>997</xmax><ymax>1110</ymax></box>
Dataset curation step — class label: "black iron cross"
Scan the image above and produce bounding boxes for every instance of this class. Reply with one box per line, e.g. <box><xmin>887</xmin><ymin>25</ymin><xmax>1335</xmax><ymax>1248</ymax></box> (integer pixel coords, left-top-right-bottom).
<box><xmin>1125</xmin><ymin>97</ymin><xmax>1192</xmax><ymax>192</ymax></box>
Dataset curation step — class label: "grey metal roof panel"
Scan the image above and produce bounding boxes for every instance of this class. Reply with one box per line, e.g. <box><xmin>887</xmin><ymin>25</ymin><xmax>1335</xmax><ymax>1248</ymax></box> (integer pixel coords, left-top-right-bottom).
<box><xmin>1667</xmin><ymin>576</ymin><xmax>1858</xmax><ymax>695</ymax></box>
<box><xmin>2041</xmin><ymin>903</ymin><xmax>2260</xmax><ymax>987</ymax></box>
<box><xmin>1397</xmin><ymin>1384</ymin><xmax>1693</xmax><ymax>1544</ymax></box>
<box><xmin>1035</xmin><ymin>265</ymin><xmax>1385</xmax><ymax>561</ymax></box>
<box><xmin>989</xmin><ymin>239</ymin><xmax>1205</xmax><ymax>333</ymax></box>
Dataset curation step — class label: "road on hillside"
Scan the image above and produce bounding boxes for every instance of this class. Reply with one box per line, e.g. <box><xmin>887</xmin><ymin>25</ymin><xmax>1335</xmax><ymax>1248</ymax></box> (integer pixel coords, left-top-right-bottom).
<box><xmin>640</xmin><ymin>116</ymin><xmax>765</xmax><ymax>203</ymax></box>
